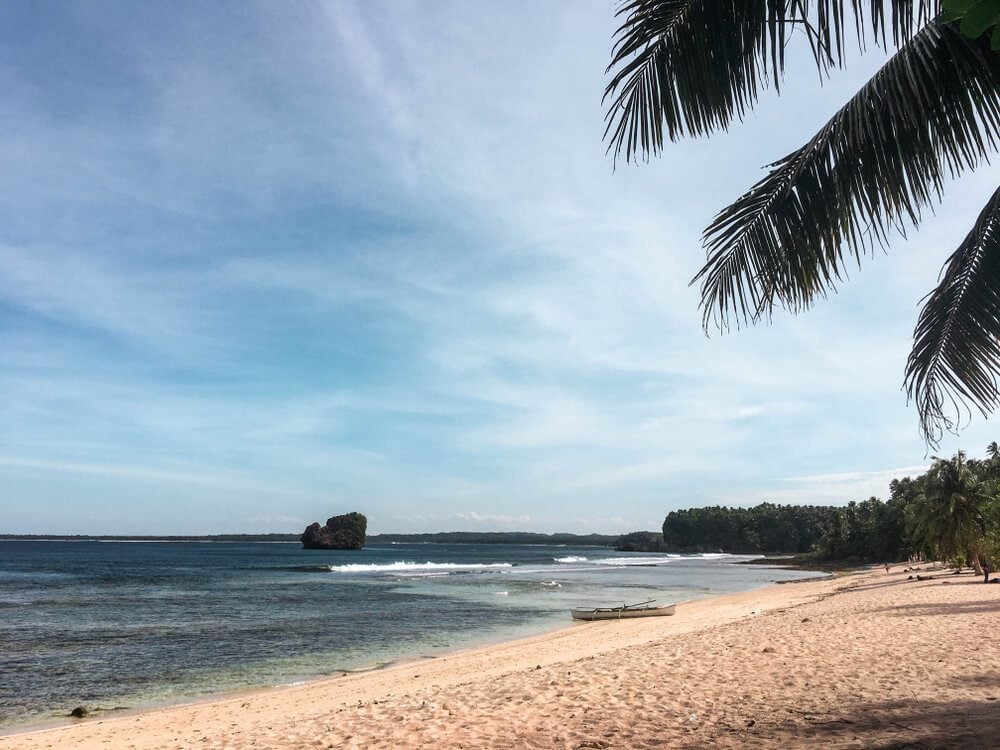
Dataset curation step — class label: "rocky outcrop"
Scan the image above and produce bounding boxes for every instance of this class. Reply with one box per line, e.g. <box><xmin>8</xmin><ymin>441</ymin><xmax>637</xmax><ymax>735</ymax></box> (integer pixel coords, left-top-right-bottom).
<box><xmin>614</xmin><ymin>531</ymin><xmax>670</xmax><ymax>552</ymax></box>
<box><xmin>301</xmin><ymin>512</ymin><xmax>367</xmax><ymax>550</ymax></box>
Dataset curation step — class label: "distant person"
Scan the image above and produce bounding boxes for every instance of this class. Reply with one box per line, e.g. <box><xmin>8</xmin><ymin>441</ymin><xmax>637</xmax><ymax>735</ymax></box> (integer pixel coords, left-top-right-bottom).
<box><xmin>984</xmin><ymin>562</ymin><xmax>992</xmax><ymax>584</ymax></box>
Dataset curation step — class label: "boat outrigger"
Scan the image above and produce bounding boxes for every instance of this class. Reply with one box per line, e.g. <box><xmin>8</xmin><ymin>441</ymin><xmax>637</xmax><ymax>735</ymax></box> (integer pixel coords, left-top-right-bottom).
<box><xmin>570</xmin><ymin>598</ymin><xmax>676</xmax><ymax>621</ymax></box>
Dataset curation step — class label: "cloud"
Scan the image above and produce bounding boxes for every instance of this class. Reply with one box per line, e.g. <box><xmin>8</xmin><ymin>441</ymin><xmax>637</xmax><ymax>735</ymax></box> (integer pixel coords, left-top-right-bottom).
<box><xmin>1</xmin><ymin>2</ymin><xmax>995</xmax><ymax>536</ymax></box>
<box><xmin>247</xmin><ymin>515</ymin><xmax>305</xmax><ymax>529</ymax></box>
<box><xmin>780</xmin><ymin>466</ymin><xmax>931</xmax><ymax>486</ymax></box>
<box><xmin>0</xmin><ymin>455</ymin><xmax>306</xmax><ymax>497</ymax></box>
<box><xmin>450</xmin><ymin>511</ymin><xmax>531</xmax><ymax>526</ymax></box>
<box><xmin>717</xmin><ymin>464</ymin><xmax>934</xmax><ymax>508</ymax></box>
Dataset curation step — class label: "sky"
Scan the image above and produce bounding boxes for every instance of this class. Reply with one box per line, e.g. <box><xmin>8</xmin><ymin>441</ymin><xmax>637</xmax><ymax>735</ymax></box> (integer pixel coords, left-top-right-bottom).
<box><xmin>1</xmin><ymin>2</ymin><xmax>998</xmax><ymax>536</ymax></box>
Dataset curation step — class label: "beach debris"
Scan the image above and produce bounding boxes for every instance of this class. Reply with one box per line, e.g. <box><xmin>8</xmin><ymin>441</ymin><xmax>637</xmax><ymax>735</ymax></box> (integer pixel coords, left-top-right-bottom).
<box><xmin>69</xmin><ymin>706</ymin><xmax>88</xmax><ymax>718</ymax></box>
<box><xmin>761</xmin><ymin>646</ymin><xmax>776</xmax><ymax>653</ymax></box>
<box><xmin>801</xmin><ymin>617</ymin><xmax>810</xmax><ymax>622</ymax></box>
<box><xmin>746</xmin><ymin>719</ymin><xmax>756</xmax><ymax>728</ymax></box>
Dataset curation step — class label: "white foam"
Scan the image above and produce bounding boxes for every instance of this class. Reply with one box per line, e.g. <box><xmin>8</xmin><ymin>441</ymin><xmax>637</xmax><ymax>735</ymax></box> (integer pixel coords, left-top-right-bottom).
<box><xmin>590</xmin><ymin>556</ymin><xmax>676</xmax><ymax>566</ymax></box>
<box><xmin>325</xmin><ymin>561</ymin><xmax>513</xmax><ymax>574</ymax></box>
<box><xmin>554</xmin><ymin>556</ymin><xmax>588</xmax><ymax>563</ymax></box>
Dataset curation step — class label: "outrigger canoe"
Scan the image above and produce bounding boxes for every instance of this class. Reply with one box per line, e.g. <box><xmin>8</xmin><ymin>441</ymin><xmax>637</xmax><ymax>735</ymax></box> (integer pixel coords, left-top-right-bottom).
<box><xmin>570</xmin><ymin>599</ymin><xmax>676</xmax><ymax>621</ymax></box>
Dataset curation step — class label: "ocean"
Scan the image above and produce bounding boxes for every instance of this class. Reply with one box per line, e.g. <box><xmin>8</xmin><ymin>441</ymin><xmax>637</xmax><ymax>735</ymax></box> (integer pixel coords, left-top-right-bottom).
<box><xmin>0</xmin><ymin>540</ymin><xmax>819</xmax><ymax>729</ymax></box>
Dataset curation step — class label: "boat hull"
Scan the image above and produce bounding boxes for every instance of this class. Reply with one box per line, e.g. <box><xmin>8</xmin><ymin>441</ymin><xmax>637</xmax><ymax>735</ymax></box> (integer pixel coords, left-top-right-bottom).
<box><xmin>570</xmin><ymin>603</ymin><xmax>676</xmax><ymax>621</ymax></box>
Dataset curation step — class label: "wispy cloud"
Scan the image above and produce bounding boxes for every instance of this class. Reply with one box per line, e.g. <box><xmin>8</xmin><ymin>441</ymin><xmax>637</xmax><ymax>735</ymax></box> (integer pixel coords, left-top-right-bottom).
<box><xmin>451</xmin><ymin>511</ymin><xmax>531</xmax><ymax>526</ymax></box>
<box><xmin>1</xmin><ymin>2</ymin><xmax>995</xmax><ymax>535</ymax></box>
<box><xmin>780</xmin><ymin>466</ymin><xmax>931</xmax><ymax>485</ymax></box>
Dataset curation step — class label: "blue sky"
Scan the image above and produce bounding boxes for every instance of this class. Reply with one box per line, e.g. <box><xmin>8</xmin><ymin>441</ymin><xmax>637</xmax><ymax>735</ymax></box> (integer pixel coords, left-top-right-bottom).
<box><xmin>1</xmin><ymin>2</ymin><xmax>997</xmax><ymax>535</ymax></box>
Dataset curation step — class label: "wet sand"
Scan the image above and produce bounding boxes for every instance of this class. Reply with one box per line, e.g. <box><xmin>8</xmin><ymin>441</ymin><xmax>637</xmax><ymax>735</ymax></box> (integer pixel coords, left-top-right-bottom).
<box><xmin>3</xmin><ymin>564</ymin><xmax>998</xmax><ymax>749</ymax></box>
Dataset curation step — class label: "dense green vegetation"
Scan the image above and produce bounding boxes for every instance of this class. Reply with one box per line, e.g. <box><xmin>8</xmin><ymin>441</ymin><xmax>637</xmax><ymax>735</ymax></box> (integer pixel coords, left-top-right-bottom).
<box><xmin>649</xmin><ymin>447</ymin><xmax>1000</xmax><ymax>568</ymax></box>
<box><xmin>615</xmin><ymin>531</ymin><xmax>669</xmax><ymax>552</ymax></box>
<box><xmin>662</xmin><ymin>503</ymin><xmax>839</xmax><ymax>554</ymax></box>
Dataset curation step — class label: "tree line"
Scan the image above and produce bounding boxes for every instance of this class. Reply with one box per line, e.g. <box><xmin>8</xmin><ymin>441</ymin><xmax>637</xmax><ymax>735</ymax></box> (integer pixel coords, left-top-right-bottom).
<box><xmin>655</xmin><ymin>446</ymin><xmax>1000</xmax><ymax>569</ymax></box>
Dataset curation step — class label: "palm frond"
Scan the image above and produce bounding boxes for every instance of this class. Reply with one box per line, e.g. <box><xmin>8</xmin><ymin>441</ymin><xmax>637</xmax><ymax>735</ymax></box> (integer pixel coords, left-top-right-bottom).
<box><xmin>603</xmin><ymin>0</ymin><xmax>941</xmax><ymax>162</ymax></box>
<box><xmin>692</xmin><ymin>24</ymin><xmax>1000</xmax><ymax>331</ymax></box>
<box><xmin>905</xmin><ymin>186</ymin><xmax>1000</xmax><ymax>446</ymax></box>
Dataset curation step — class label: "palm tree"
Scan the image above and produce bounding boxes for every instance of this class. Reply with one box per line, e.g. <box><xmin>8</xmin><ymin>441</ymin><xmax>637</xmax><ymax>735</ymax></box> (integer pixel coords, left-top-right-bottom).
<box><xmin>907</xmin><ymin>451</ymin><xmax>993</xmax><ymax>571</ymax></box>
<box><xmin>603</xmin><ymin>1</ymin><xmax>1000</xmax><ymax>445</ymax></box>
<box><xmin>987</xmin><ymin>441</ymin><xmax>999</xmax><ymax>460</ymax></box>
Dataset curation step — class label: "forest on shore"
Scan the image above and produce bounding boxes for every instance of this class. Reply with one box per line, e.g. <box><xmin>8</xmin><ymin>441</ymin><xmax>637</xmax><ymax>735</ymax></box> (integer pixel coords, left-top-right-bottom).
<box><xmin>621</xmin><ymin>446</ymin><xmax>1000</xmax><ymax>569</ymax></box>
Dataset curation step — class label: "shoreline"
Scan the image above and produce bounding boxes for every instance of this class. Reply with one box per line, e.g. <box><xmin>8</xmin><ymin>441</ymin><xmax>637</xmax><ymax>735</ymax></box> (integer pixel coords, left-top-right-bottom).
<box><xmin>1</xmin><ymin>560</ymin><xmax>815</xmax><ymax>737</ymax></box>
<box><xmin>0</xmin><ymin>570</ymin><xmax>839</xmax><ymax>745</ymax></box>
<box><xmin>0</xmin><ymin>613</ymin><xmax>575</xmax><ymax>738</ymax></box>
<box><xmin>5</xmin><ymin>563</ymin><xmax>997</xmax><ymax>748</ymax></box>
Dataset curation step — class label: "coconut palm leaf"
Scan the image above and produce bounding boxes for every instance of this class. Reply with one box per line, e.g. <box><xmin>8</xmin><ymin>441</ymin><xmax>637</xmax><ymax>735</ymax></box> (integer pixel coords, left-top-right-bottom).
<box><xmin>907</xmin><ymin>451</ymin><xmax>993</xmax><ymax>564</ymax></box>
<box><xmin>603</xmin><ymin>0</ymin><xmax>940</xmax><ymax>162</ymax></box>
<box><xmin>905</xmin><ymin>186</ymin><xmax>1000</xmax><ymax>444</ymax></box>
<box><xmin>693</xmin><ymin>25</ymin><xmax>1000</xmax><ymax>331</ymax></box>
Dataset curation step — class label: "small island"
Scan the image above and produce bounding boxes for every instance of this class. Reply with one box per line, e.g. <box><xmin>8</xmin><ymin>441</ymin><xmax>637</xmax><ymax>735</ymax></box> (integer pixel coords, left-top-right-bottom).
<box><xmin>301</xmin><ymin>512</ymin><xmax>367</xmax><ymax>550</ymax></box>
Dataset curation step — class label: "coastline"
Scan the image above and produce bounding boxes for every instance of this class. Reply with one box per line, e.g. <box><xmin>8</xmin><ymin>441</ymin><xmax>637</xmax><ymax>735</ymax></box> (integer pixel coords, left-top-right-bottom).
<box><xmin>1</xmin><ymin>541</ymin><xmax>813</xmax><ymax>732</ymax></box>
<box><xmin>0</xmin><ymin>571</ymin><xmax>830</xmax><ymax>739</ymax></box>
<box><xmin>4</xmin><ymin>564</ymin><xmax>998</xmax><ymax>748</ymax></box>
<box><xmin>0</xmin><ymin>613</ymin><xmax>578</xmax><ymax>738</ymax></box>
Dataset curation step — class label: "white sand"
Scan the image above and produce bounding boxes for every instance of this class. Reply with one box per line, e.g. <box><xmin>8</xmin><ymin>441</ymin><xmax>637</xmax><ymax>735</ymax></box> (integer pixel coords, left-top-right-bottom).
<box><xmin>4</xmin><ymin>564</ymin><xmax>998</xmax><ymax>749</ymax></box>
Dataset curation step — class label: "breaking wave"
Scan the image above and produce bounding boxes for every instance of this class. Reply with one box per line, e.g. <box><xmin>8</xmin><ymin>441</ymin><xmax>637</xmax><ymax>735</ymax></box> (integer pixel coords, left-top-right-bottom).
<box><xmin>323</xmin><ymin>561</ymin><xmax>514</xmax><ymax>574</ymax></box>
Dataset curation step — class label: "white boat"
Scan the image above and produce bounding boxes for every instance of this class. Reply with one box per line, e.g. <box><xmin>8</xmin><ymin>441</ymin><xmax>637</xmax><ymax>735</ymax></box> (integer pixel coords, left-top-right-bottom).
<box><xmin>570</xmin><ymin>599</ymin><xmax>676</xmax><ymax>621</ymax></box>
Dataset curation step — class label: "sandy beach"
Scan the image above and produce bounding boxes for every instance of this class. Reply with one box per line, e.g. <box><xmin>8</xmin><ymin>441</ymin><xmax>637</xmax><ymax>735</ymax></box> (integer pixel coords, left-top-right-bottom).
<box><xmin>3</xmin><ymin>564</ymin><xmax>998</xmax><ymax>750</ymax></box>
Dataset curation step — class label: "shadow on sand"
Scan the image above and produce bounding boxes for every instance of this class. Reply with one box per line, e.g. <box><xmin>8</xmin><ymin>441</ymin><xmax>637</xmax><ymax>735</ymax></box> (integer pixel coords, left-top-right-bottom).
<box><xmin>775</xmin><ymin>697</ymin><xmax>1000</xmax><ymax>750</ymax></box>
<box><xmin>864</xmin><ymin>598</ymin><xmax>1000</xmax><ymax>618</ymax></box>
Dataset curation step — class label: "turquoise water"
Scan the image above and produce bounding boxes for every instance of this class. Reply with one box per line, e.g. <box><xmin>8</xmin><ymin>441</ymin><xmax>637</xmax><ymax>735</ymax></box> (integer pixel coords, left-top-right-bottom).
<box><xmin>0</xmin><ymin>540</ymin><xmax>818</xmax><ymax>728</ymax></box>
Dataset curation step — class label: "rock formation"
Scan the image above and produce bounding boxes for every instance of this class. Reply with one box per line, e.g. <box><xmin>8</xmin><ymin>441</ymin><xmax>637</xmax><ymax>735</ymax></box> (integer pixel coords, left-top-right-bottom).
<box><xmin>614</xmin><ymin>531</ymin><xmax>670</xmax><ymax>552</ymax></box>
<box><xmin>301</xmin><ymin>512</ymin><xmax>367</xmax><ymax>550</ymax></box>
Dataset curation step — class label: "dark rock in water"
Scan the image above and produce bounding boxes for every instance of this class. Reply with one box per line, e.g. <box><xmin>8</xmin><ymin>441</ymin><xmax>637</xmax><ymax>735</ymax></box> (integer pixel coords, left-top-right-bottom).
<box><xmin>69</xmin><ymin>706</ymin><xmax>88</xmax><ymax>718</ymax></box>
<box><xmin>301</xmin><ymin>512</ymin><xmax>367</xmax><ymax>550</ymax></box>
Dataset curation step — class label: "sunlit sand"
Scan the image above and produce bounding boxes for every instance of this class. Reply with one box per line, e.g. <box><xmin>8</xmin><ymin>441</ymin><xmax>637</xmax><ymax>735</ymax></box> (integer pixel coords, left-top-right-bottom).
<box><xmin>4</xmin><ymin>564</ymin><xmax>998</xmax><ymax>749</ymax></box>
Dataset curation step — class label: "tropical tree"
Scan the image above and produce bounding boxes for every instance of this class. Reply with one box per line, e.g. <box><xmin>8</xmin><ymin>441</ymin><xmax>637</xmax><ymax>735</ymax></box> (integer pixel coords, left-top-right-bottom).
<box><xmin>603</xmin><ymin>1</ymin><xmax>1000</xmax><ymax>445</ymax></box>
<box><xmin>906</xmin><ymin>451</ymin><xmax>995</xmax><ymax>570</ymax></box>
